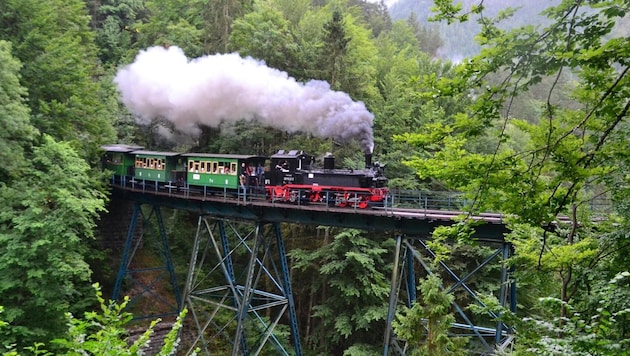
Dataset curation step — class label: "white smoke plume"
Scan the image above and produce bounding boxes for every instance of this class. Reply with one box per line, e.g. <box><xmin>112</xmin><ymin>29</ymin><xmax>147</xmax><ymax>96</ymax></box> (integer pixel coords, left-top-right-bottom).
<box><xmin>114</xmin><ymin>46</ymin><xmax>374</xmax><ymax>153</ymax></box>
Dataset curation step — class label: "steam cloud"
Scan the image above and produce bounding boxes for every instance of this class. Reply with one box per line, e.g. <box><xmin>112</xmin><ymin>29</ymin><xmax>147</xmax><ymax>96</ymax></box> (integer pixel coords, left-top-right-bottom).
<box><xmin>114</xmin><ymin>46</ymin><xmax>374</xmax><ymax>153</ymax></box>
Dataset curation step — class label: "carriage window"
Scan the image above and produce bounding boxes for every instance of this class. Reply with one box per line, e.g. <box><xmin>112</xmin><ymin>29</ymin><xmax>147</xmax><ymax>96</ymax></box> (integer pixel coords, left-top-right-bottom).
<box><xmin>188</xmin><ymin>160</ymin><xmax>201</xmax><ymax>172</ymax></box>
<box><xmin>110</xmin><ymin>154</ymin><xmax>123</xmax><ymax>164</ymax></box>
<box><xmin>212</xmin><ymin>162</ymin><xmax>218</xmax><ymax>173</ymax></box>
<box><xmin>230</xmin><ymin>163</ymin><xmax>237</xmax><ymax>175</ymax></box>
<box><xmin>156</xmin><ymin>159</ymin><xmax>163</xmax><ymax>169</ymax></box>
<box><xmin>200</xmin><ymin>161</ymin><xmax>206</xmax><ymax>173</ymax></box>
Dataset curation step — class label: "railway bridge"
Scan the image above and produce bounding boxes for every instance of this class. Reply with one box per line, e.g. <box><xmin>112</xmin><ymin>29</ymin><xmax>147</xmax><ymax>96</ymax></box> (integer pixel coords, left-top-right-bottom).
<box><xmin>106</xmin><ymin>178</ymin><xmax>515</xmax><ymax>355</ymax></box>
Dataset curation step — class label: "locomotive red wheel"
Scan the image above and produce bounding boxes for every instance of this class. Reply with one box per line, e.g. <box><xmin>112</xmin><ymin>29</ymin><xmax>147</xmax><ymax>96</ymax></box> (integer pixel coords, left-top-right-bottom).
<box><xmin>272</xmin><ymin>186</ymin><xmax>287</xmax><ymax>202</ymax></box>
<box><xmin>356</xmin><ymin>196</ymin><xmax>369</xmax><ymax>209</ymax></box>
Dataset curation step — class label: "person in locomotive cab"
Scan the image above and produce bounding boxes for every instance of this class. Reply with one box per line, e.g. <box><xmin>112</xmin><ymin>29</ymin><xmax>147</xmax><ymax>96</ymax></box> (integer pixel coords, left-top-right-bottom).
<box><xmin>276</xmin><ymin>160</ymin><xmax>289</xmax><ymax>172</ymax></box>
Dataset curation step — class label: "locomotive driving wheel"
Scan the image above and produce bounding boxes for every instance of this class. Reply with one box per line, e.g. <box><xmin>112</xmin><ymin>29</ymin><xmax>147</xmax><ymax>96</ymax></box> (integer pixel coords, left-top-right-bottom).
<box><xmin>335</xmin><ymin>192</ymin><xmax>370</xmax><ymax>208</ymax></box>
<box><xmin>335</xmin><ymin>192</ymin><xmax>348</xmax><ymax>207</ymax></box>
<box><xmin>271</xmin><ymin>186</ymin><xmax>287</xmax><ymax>202</ymax></box>
<box><xmin>355</xmin><ymin>195</ymin><xmax>369</xmax><ymax>209</ymax></box>
<box><xmin>347</xmin><ymin>193</ymin><xmax>369</xmax><ymax>209</ymax></box>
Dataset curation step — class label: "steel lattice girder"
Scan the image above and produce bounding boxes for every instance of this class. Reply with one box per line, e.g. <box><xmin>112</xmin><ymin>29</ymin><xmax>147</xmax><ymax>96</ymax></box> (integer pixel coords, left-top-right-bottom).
<box><xmin>181</xmin><ymin>218</ymin><xmax>302</xmax><ymax>356</ymax></box>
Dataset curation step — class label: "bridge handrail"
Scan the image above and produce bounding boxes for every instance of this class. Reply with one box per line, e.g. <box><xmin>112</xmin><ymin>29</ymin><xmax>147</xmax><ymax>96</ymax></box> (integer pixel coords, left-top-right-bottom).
<box><xmin>108</xmin><ymin>175</ymin><xmax>612</xmax><ymax>218</ymax></box>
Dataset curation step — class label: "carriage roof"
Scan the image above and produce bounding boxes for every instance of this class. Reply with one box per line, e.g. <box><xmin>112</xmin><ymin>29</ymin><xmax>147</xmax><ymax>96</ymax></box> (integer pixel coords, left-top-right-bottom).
<box><xmin>131</xmin><ymin>150</ymin><xmax>181</xmax><ymax>157</ymax></box>
<box><xmin>181</xmin><ymin>153</ymin><xmax>266</xmax><ymax>160</ymax></box>
<box><xmin>101</xmin><ymin>144</ymin><xmax>144</xmax><ymax>153</ymax></box>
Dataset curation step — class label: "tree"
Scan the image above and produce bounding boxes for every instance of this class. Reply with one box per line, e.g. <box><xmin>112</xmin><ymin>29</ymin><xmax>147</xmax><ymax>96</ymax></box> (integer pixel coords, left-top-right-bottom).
<box><xmin>133</xmin><ymin>0</ymin><xmax>205</xmax><ymax>57</ymax></box>
<box><xmin>406</xmin><ymin>12</ymin><xmax>443</xmax><ymax>57</ymax></box>
<box><xmin>400</xmin><ymin>0</ymin><xmax>630</xmax><ymax>351</ymax></box>
<box><xmin>348</xmin><ymin>0</ymin><xmax>392</xmax><ymax>38</ymax></box>
<box><xmin>0</xmin><ymin>41</ymin><xmax>37</xmax><ymax>183</ymax></box>
<box><xmin>518</xmin><ymin>272</ymin><xmax>630</xmax><ymax>355</ymax></box>
<box><xmin>393</xmin><ymin>274</ymin><xmax>467</xmax><ymax>356</ymax></box>
<box><xmin>321</xmin><ymin>10</ymin><xmax>350</xmax><ymax>89</ymax></box>
<box><xmin>86</xmin><ymin>0</ymin><xmax>145</xmax><ymax>67</ymax></box>
<box><xmin>370</xmin><ymin>19</ymin><xmax>465</xmax><ymax>189</ymax></box>
<box><xmin>291</xmin><ymin>228</ymin><xmax>393</xmax><ymax>353</ymax></box>
<box><xmin>0</xmin><ymin>136</ymin><xmax>107</xmax><ymax>349</ymax></box>
<box><xmin>134</xmin><ymin>0</ymin><xmax>253</xmax><ymax>56</ymax></box>
<box><xmin>53</xmin><ymin>284</ymin><xmax>187</xmax><ymax>356</ymax></box>
<box><xmin>0</xmin><ymin>284</ymin><xmax>188</xmax><ymax>355</ymax></box>
<box><xmin>0</xmin><ymin>0</ymin><xmax>116</xmax><ymax>160</ymax></box>
<box><xmin>229</xmin><ymin>2</ymin><xmax>301</xmax><ymax>75</ymax></box>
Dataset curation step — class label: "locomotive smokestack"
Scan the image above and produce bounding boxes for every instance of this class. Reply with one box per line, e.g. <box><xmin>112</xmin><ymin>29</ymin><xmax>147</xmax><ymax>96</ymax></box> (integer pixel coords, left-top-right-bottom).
<box><xmin>324</xmin><ymin>153</ymin><xmax>335</xmax><ymax>170</ymax></box>
<box><xmin>365</xmin><ymin>153</ymin><xmax>372</xmax><ymax>168</ymax></box>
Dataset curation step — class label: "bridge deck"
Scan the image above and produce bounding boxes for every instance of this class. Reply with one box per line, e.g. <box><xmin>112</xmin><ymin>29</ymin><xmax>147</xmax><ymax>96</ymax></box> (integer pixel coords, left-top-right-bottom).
<box><xmin>111</xmin><ymin>184</ymin><xmax>508</xmax><ymax>243</ymax></box>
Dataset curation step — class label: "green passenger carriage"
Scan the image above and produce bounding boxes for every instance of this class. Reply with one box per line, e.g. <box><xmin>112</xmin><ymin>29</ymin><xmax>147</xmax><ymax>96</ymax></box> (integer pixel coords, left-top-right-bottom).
<box><xmin>102</xmin><ymin>144</ymin><xmax>143</xmax><ymax>178</ymax></box>
<box><xmin>182</xmin><ymin>153</ymin><xmax>266</xmax><ymax>190</ymax></box>
<box><xmin>133</xmin><ymin>150</ymin><xmax>183</xmax><ymax>183</ymax></box>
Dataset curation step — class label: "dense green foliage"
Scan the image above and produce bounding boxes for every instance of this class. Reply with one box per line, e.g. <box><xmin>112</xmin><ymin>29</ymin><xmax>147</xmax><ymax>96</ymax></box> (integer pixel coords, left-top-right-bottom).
<box><xmin>401</xmin><ymin>0</ymin><xmax>630</xmax><ymax>354</ymax></box>
<box><xmin>291</xmin><ymin>228</ymin><xmax>393</xmax><ymax>353</ymax></box>
<box><xmin>0</xmin><ymin>136</ymin><xmax>108</xmax><ymax>349</ymax></box>
<box><xmin>393</xmin><ymin>273</ymin><xmax>467</xmax><ymax>356</ymax></box>
<box><xmin>0</xmin><ymin>0</ymin><xmax>628</xmax><ymax>354</ymax></box>
<box><xmin>0</xmin><ymin>284</ymin><xmax>186</xmax><ymax>355</ymax></box>
<box><xmin>0</xmin><ymin>41</ymin><xmax>37</xmax><ymax>183</ymax></box>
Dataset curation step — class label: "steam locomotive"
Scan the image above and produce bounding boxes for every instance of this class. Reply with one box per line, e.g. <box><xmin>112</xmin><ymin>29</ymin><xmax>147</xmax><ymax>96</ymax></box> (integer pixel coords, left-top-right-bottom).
<box><xmin>102</xmin><ymin>145</ymin><xmax>388</xmax><ymax>208</ymax></box>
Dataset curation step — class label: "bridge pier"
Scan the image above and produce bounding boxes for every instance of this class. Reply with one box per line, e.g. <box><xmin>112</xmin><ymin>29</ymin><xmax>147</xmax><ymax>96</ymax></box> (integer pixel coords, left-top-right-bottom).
<box><xmin>112</xmin><ymin>205</ymin><xmax>302</xmax><ymax>355</ymax></box>
<box><xmin>181</xmin><ymin>217</ymin><xmax>302</xmax><ymax>356</ymax></box>
<box><xmin>384</xmin><ymin>236</ymin><xmax>516</xmax><ymax>354</ymax></box>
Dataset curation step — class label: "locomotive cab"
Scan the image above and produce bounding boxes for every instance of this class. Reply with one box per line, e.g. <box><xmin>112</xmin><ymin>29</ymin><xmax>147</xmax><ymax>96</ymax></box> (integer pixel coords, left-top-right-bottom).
<box><xmin>269</xmin><ymin>150</ymin><xmax>311</xmax><ymax>186</ymax></box>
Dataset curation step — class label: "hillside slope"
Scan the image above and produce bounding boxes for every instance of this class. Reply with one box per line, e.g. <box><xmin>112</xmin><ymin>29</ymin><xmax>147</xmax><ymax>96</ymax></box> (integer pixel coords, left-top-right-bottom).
<box><xmin>388</xmin><ymin>0</ymin><xmax>555</xmax><ymax>60</ymax></box>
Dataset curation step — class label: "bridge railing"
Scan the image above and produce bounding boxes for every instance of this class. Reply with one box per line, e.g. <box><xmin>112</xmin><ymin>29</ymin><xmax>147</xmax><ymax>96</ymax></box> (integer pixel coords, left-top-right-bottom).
<box><xmin>109</xmin><ymin>175</ymin><xmax>612</xmax><ymax>216</ymax></box>
<box><xmin>109</xmin><ymin>175</ymin><xmax>471</xmax><ymax>211</ymax></box>
<box><xmin>385</xmin><ymin>189</ymin><xmax>468</xmax><ymax>211</ymax></box>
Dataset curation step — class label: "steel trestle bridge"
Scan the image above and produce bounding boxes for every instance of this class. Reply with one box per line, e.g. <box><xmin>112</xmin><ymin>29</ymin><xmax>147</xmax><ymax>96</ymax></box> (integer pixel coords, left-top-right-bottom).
<box><xmin>108</xmin><ymin>177</ymin><xmax>515</xmax><ymax>355</ymax></box>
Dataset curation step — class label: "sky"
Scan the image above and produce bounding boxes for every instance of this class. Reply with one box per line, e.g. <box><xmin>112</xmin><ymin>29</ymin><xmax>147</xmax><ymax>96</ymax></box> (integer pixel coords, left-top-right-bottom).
<box><xmin>367</xmin><ymin>0</ymin><xmax>399</xmax><ymax>7</ymax></box>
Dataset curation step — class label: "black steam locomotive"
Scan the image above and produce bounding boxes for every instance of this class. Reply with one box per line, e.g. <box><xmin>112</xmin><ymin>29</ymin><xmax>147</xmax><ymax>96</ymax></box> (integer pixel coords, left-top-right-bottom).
<box><xmin>103</xmin><ymin>145</ymin><xmax>388</xmax><ymax>208</ymax></box>
<box><xmin>267</xmin><ymin>150</ymin><xmax>388</xmax><ymax>208</ymax></box>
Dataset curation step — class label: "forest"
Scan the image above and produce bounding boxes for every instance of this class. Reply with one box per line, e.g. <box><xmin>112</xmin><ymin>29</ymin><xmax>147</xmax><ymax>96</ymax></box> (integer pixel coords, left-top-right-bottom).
<box><xmin>0</xmin><ymin>0</ymin><xmax>629</xmax><ymax>354</ymax></box>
